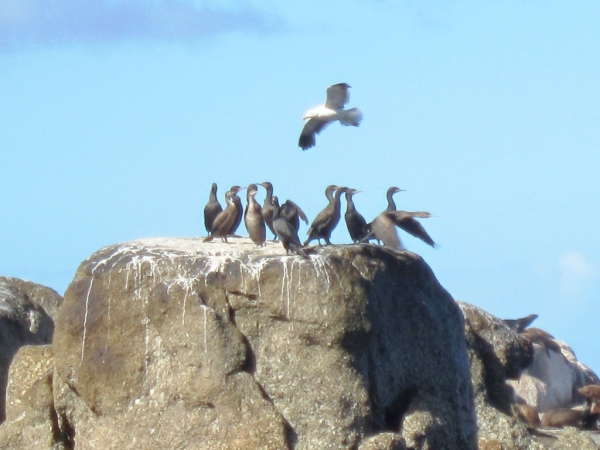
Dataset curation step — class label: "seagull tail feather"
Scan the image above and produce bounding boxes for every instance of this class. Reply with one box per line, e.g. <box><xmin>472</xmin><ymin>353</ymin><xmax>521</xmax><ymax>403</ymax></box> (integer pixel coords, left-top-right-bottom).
<box><xmin>339</xmin><ymin>108</ymin><xmax>363</xmax><ymax>127</ymax></box>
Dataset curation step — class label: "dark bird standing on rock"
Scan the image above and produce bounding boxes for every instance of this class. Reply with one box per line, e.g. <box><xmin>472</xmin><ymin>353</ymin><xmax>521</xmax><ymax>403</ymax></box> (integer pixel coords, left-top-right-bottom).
<box><xmin>304</xmin><ymin>185</ymin><xmax>348</xmax><ymax>246</ymax></box>
<box><xmin>272</xmin><ymin>197</ymin><xmax>307</xmax><ymax>258</ymax></box>
<box><xmin>364</xmin><ymin>210</ymin><xmax>436</xmax><ymax>249</ymax></box>
<box><xmin>204</xmin><ymin>186</ymin><xmax>244</xmax><ymax>243</ymax></box>
<box><xmin>259</xmin><ymin>182</ymin><xmax>278</xmax><ymax>241</ymax></box>
<box><xmin>344</xmin><ymin>188</ymin><xmax>368</xmax><ymax>243</ymax></box>
<box><xmin>362</xmin><ymin>186</ymin><xmax>436</xmax><ymax>249</ymax></box>
<box><xmin>244</xmin><ymin>184</ymin><xmax>266</xmax><ymax>247</ymax></box>
<box><xmin>228</xmin><ymin>185</ymin><xmax>244</xmax><ymax>236</ymax></box>
<box><xmin>385</xmin><ymin>186</ymin><xmax>404</xmax><ymax>212</ymax></box>
<box><xmin>280</xmin><ymin>199</ymin><xmax>309</xmax><ymax>234</ymax></box>
<box><xmin>203</xmin><ymin>183</ymin><xmax>222</xmax><ymax>233</ymax></box>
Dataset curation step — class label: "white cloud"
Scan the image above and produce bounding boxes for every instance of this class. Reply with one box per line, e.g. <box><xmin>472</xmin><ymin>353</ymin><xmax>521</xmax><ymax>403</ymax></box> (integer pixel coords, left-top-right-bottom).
<box><xmin>0</xmin><ymin>0</ymin><xmax>281</xmax><ymax>52</ymax></box>
<box><xmin>558</xmin><ymin>251</ymin><xmax>599</xmax><ymax>300</ymax></box>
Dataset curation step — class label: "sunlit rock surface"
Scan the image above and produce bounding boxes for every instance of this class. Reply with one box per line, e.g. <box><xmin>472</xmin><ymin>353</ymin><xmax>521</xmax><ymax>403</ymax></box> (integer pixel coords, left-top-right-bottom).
<box><xmin>0</xmin><ymin>277</ymin><xmax>62</xmax><ymax>422</ymax></box>
<box><xmin>47</xmin><ymin>237</ymin><xmax>475</xmax><ymax>449</ymax></box>
<box><xmin>508</xmin><ymin>336</ymin><xmax>599</xmax><ymax>414</ymax></box>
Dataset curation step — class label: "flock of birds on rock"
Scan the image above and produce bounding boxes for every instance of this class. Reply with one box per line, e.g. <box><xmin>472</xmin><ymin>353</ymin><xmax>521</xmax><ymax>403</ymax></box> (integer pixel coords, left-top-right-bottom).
<box><xmin>202</xmin><ymin>83</ymin><xmax>437</xmax><ymax>256</ymax></box>
<box><xmin>203</xmin><ymin>182</ymin><xmax>437</xmax><ymax>257</ymax></box>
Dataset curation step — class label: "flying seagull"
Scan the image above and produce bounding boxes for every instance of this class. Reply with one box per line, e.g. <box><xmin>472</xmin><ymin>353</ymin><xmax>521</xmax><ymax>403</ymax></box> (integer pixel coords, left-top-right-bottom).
<box><xmin>298</xmin><ymin>83</ymin><xmax>363</xmax><ymax>150</ymax></box>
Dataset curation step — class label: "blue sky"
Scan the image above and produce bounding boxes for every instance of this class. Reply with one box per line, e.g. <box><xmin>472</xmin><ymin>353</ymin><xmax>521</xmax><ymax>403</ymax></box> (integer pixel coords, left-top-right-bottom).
<box><xmin>1</xmin><ymin>1</ymin><xmax>599</xmax><ymax>371</ymax></box>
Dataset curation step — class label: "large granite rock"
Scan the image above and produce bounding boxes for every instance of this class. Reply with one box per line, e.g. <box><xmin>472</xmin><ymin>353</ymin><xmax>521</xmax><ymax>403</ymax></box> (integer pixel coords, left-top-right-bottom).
<box><xmin>0</xmin><ymin>277</ymin><xmax>62</xmax><ymax>422</ymax></box>
<box><xmin>47</xmin><ymin>238</ymin><xmax>475</xmax><ymax>449</ymax></box>
<box><xmin>1</xmin><ymin>239</ymin><xmax>597</xmax><ymax>449</ymax></box>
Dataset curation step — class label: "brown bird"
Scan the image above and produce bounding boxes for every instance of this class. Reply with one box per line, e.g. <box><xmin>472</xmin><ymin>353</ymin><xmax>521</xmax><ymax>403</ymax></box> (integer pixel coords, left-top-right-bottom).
<box><xmin>203</xmin><ymin>183</ymin><xmax>222</xmax><ymax>233</ymax></box>
<box><xmin>364</xmin><ymin>210</ymin><xmax>436</xmax><ymax>249</ymax></box>
<box><xmin>280</xmin><ymin>199</ymin><xmax>309</xmax><ymax>234</ymax></box>
<box><xmin>259</xmin><ymin>182</ymin><xmax>278</xmax><ymax>241</ymax></box>
<box><xmin>244</xmin><ymin>184</ymin><xmax>266</xmax><ymax>247</ymax></box>
<box><xmin>385</xmin><ymin>186</ymin><xmax>404</xmax><ymax>212</ymax></box>
<box><xmin>272</xmin><ymin>197</ymin><xmax>307</xmax><ymax>258</ymax></box>
<box><xmin>521</xmin><ymin>327</ymin><xmax>562</xmax><ymax>356</ymax></box>
<box><xmin>541</xmin><ymin>406</ymin><xmax>598</xmax><ymax>429</ymax></box>
<box><xmin>344</xmin><ymin>188</ymin><xmax>368</xmax><ymax>243</ymax></box>
<box><xmin>304</xmin><ymin>185</ymin><xmax>348</xmax><ymax>246</ymax></box>
<box><xmin>228</xmin><ymin>185</ymin><xmax>244</xmax><ymax>236</ymax></box>
<box><xmin>517</xmin><ymin>404</ymin><xmax>541</xmax><ymax>427</ymax></box>
<box><xmin>204</xmin><ymin>186</ymin><xmax>245</xmax><ymax>243</ymax></box>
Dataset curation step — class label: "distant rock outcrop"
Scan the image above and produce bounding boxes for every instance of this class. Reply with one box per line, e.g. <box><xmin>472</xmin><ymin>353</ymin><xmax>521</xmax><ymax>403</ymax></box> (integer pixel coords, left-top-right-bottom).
<box><xmin>0</xmin><ymin>277</ymin><xmax>62</xmax><ymax>422</ymax></box>
<box><xmin>508</xmin><ymin>331</ymin><xmax>599</xmax><ymax>414</ymax></box>
<box><xmin>0</xmin><ymin>239</ymin><xmax>597</xmax><ymax>449</ymax></box>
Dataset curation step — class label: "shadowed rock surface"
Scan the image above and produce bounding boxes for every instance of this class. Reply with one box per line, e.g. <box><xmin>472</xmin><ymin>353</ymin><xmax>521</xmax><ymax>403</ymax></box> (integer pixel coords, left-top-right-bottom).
<box><xmin>459</xmin><ymin>302</ymin><xmax>537</xmax><ymax>449</ymax></box>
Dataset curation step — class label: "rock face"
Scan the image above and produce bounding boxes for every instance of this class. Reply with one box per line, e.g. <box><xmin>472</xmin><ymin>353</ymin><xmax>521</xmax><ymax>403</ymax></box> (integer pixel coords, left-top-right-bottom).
<box><xmin>458</xmin><ymin>302</ymin><xmax>536</xmax><ymax>449</ymax></box>
<box><xmin>0</xmin><ymin>277</ymin><xmax>62</xmax><ymax>422</ymax></box>
<box><xmin>46</xmin><ymin>238</ymin><xmax>476</xmax><ymax>449</ymax></box>
<box><xmin>2</xmin><ymin>238</ymin><xmax>598</xmax><ymax>449</ymax></box>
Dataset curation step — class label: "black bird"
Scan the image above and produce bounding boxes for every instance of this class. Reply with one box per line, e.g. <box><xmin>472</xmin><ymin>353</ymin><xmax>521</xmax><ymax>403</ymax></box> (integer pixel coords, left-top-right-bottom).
<box><xmin>259</xmin><ymin>182</ymin><xmax>278</xmax><ymax>241</ymax></box>
<box><xmin>344</xmin><ymin>188</ymin><xmax>368</xmax><ymax>243</ymax></box>
<box><xmin>362</xmin><ymin>186</ymin><xmax>404</xmax><ymax>244</ymax></box>
<box><xmin>203</xmin><ymin>183</ymin><xmax>222</xmax><ymax>233</ymax></box>
<box><xmin>304</xmin><ymin>185</ymin><xmax>348</xmax><ymax>246</ymax></box>
<box><xmin>228</xmin><ymin>185</ymin><xmax>244</xmax><ymax>236</ymax></box>
<box><xmin>280</xmin><ymin>200</ymin><xmax>309</xmax><ymax>234</ymax></box>
<box><xmin>365</xmin><ymin>210</ymin><xmax>436</xmax><ymax>249</ymax></box>
<box><xmin>204</xmin><ymin>187</ymin><xmax>244</xmax><ymax>243</ymax></box>
<box><xmin>503</xmin><ymin>314</ymin><xmax>539</xmax><ymax>333</ymax></box>
<box><xmin>385</xmin><ymin>186</ymin><xmax>404</xmax><ymax>212</ymax></box>
<box><xmin>272</xmin><ymin>197</ymin><xmax>307</xmax><ymax>258</ymax></box>
<box><xmin>244</xmin><ymin>184</ymin><xmax>266</xmax><ymax>247</ymax></box>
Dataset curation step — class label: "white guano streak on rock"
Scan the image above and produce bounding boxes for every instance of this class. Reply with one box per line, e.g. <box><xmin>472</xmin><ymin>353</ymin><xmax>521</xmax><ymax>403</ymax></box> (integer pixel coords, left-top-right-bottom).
<box><xmin>201</xmin><ymin>305</ymin><xmax>209</xmax><ymax>353</ymax></box>
<box><xmin>80</xmin><ymin>245</ymin><xmax>141</xmax><ymax>368</ymax></box>
<box><xmin>311</xmin><ymin>254</ymin><xmax>332</xmax><ymax>287</ymax></box>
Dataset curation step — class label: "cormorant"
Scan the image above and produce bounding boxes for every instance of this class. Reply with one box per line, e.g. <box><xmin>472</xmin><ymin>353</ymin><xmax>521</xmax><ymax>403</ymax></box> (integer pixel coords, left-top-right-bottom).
<box><xmin>203</xmin><ymin>186</ymin><xmax>244</xmax><ymax>243</ymax></box>
<box><xmin>304</xmin><ymin>185</ymin><xmax>348</xmax><ymax>246</ymax></box>
<box><xmin>272</xmin><ymin>197</ymin><xmax>307</xmax><ymax>258</ymax></box>
<box><xmin>228</xmin><ymin>185</ymin><xmax>244</xmax><ymax>236</ymax></box>
<box><xmin>385</xmin><ymin>186</ymin><xmax>404</xmax><ymax>212</ymax></box>
<box><xmin>364</xmin><ymin>210</ymin><xmax>436</xmax><ymax>249</ymax></box>
<box><xmin>244</xmin><ymin>184</ymin><xmax>266</xmax><ymax>247</ymax></box>
<box><xmin>203</xmin><ymin>183</ymin><xmax>222</xmax><ymax>233</ymax></box>
<box><xmin>280</xmin><ymin>200</ymin><xmax>309</xmax><ymax>234</ymax></box>
<box><xmin>344</xmin><ymin>188</ymin><xmax>368</xmax><ymax>243</ymax></box>
<box><xmin>259</xmin><ymin>182</ymin><xmax>278</xmax><ymax>241</ymax></box>
<box><xmin>299</xmin><ymin>83</ymin><xmax>363</xmax><ymax>150</ymax></box>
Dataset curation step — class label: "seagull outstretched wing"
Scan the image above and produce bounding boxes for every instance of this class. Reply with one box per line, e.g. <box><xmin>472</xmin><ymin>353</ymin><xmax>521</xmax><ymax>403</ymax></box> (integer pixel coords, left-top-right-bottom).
<box><xmin>299</xmin><ymin>118</ymin><xmax>332</xmax><ymax>150</ymax></box>
<box><xmin>325</xmin><ymin>83</ymin><xmax>350</xmax><ymax>110</ymax></box>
